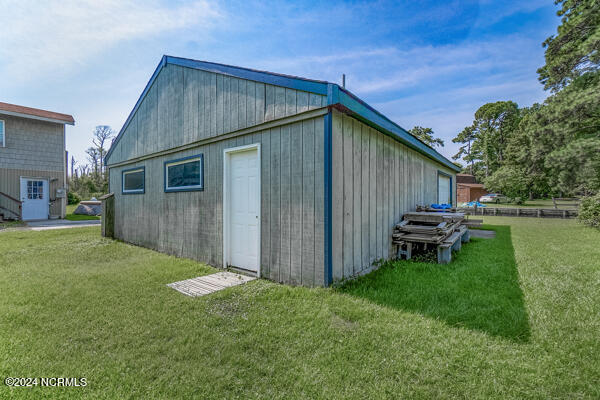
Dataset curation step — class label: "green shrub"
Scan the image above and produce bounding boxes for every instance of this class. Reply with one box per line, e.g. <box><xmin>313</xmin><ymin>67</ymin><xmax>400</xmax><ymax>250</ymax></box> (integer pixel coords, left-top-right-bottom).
<box><xmin>514</xmin><ymin>197</ymin><xmax>523</xmax><ymax>205</ymax></box>
<box><xmin>67</xmin><ymin>191</ymin><xmax>81</xmax><ymax>205</ymax></box>
<box><xmin>578</xmin><ymin>194</ymin><xmax>600</xmax><ymax>228</ymax></box>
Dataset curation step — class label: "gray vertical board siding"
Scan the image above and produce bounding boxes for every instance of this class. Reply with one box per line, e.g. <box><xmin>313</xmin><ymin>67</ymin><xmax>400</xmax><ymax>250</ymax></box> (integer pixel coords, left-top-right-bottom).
<box><xmin>171</xmin><ymin>65</ymin><xmax>184</xmax><ymax>151</ymax></box>
<box><xmin>216</xmin><ymin>74</ymin><xmax>224</xmax><ymax>136</ymax></box>
<box><xmin>203</xmin><ymin>71</ymin><xmax>211</xmax><ymax>138</ymax></box>
<box><xmin>206</xmin><ymin>139</ymin><xmax>217</xmax><ymax>264</ymax></box>
<box><xmin>383</xmin><ymin>136</ymin><xmax>389</xmax><ymax>259</ymax></box>
<box><xmin>331</xmin><ymin>112</ymin><xmax>344</xmax><ymax>281</ymax></box>
<box><xmin>285</xmin><ymin>89</ymin><xmax>297</xmax><ymax>117</ymax></box>
<box><xmin>360</xmin><ymin>123</ymin><xmax>370</xmax><ymax>270</ymax></box>
<box><xmin>106</xmin><ymin>65</ymin><xmax>327</xmax><ymax>167</ymax></box>
<box><xmin>269</xmin><ymin>127</ymin><xmax>281</xmax><ymax>282</ymax></box>
<box><xmin>352</xmin><ymin>119</ymin><xmax>362</xmax><ymax>274</ymax></box>
<box><xmin>255</xmin><ymin>83</ymin><xmax>265</xmax><ymax>125</ymax></box>
<box><xmin>260</xmin><ymin>129</ymin><xmax>271</xmax><ymax>278</ymax></box>
<box><xmin>308</xmin><ymin>93</ymin><xmax>322</xmax><ymax>110</ymax></box>
<box><xmin>376</xmin><ymin>130</ymin><xmax>383</xmax><ymax>260</ymax></box>
<box><xmin>289</xmin><ymin>121</ymin><xmax>304</xmax><ymax>285</ymax></box>
<box><xmin>146</xmin><ymin>81</ymin><xmax>159</xmax><ymax>156</ymax></box>
<box><xmin>109</xmin><ymin>115</ymin><xmax>327</xmax><ymax>286</ymax></box>
<box><xmin>157</xmin><ymin>67</ymin><xmax>169</xmax><ymax>152</ymax></box>
<box><xmin>274</xmin><ymin>87</ymin><xmax>286</xmax><ymax>119</ymax></box>
<box><xmin>265</xmin><ymin>85</ymin><xmax>275</xmax><ymax>122</ymax></box>
<box><xmin>183</xmin><ymin>67</ymin><xmax>198</xmax><ymax>146</ymax></box>
<box><xmin>125</xmin><ymin>114</ymin><xmax>137</xmax><ymax>161</ymax></box>
<box><xmin>297</xmin><ymin>91</ymin><xmax>309</xmax><ymax>114</ymax></box>
<box><xmin>342</xmin><ymin>114</ymin><xmax>353</xmax><ymax>278</ymax></box>
<box><xmin>215</xmin><ymin>139</ymin><xmax>225</xmax><ymax>267</ymax></box>
<box><xmin>313</xmin><ymin>118</ymin><xmax>325</xmax><ymax>286</ymax></box>
<box><xmin>330</xmin><ymin>110</ymin><xmax>457</xmax><ymax>281</ymax></box>
<box><xmin>279</xmin><ymin>125</ymin><xmax>292</xmax><ymax>283</ymax></box>
<box><xmin>229</xmin><ymin>77</ymin><xmax>239</xmax><ymax>133</ymax></box>
<box><xmin>301</xmin><ymin>119</ymin><xmax>315</xmax><ymax>286</ymax></box>
<box><xmin>246</xmin><ymin>81</ymin><xmax>256</xmax><ymax>128</ymax></box>
<box><xmin>368</xmin><ymin>126</ymin><xmax>377</xmax><ymax>266</ymax></box>
<box><xmin>223</xmin><ymin>76</ymin><xmax>231</xmax><ymax>135</ymax></box>
<box><xmin>238</xmin><ymin>79</ymin><xmax>247</xmax><ymax>131</ymax></box>
<box><xmin>387</xmin><ymin>136</ymin><xmax>394</xmax><ymax>258</ymax></box>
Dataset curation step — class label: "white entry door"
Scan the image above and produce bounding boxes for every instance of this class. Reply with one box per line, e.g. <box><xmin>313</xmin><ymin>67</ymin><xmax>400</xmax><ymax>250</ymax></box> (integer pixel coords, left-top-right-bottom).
<box><xmin>20</xmin><ymin>178</ymin><xmax>49</xmax><ymax>220</ymax></box>
<box><xmin>438</xmin><ymin>174</ymin><xmax>451</xmax><ymax>205</ymax></box>
<box><xmin>225</xmin><ymin>145</ymin><xmax>260</xmax><ymax>273</ymax></box>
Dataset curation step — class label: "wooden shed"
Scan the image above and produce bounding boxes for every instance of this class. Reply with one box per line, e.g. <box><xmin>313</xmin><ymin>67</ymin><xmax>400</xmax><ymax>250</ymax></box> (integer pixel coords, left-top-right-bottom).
<box><xmin>104</xmin><ymin>55</ymin><xmax>459</xmax><ymax>286</ymax></box>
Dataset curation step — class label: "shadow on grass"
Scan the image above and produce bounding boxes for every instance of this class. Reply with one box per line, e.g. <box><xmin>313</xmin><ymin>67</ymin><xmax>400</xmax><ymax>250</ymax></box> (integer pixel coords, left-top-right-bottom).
<box><xmin>339</xmin><ymin>225</ymin><xmax>531</xmax><ymax>342</ymax></box>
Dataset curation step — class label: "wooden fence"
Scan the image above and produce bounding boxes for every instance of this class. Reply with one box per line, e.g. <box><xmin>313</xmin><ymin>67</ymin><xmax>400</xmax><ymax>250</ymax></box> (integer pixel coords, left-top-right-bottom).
<box><xmin>457</xmin><ymin>207</ymin><xmax>578</xmax><ymax>219</ymax></box>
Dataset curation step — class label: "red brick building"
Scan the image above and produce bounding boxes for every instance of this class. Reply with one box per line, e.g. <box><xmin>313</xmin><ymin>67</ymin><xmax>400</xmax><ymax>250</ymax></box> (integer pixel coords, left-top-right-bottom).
<box><xmin>456</xmin><ymin>174</ymin><xmax>487</xmax><ymax>203</ymax></box>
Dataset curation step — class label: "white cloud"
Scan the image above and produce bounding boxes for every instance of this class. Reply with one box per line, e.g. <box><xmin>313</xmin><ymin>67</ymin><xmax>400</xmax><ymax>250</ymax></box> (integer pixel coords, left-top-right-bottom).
<box><xmin>258</xmin><ymin>35</ymin><xmax>549</xmax><ymax>161</ymax></box>
<box><xmin>0</xmin><ymin>0</ymin><xmax>222</xmax><ymax>81</ymax></box>
<box><xmin>257</xmin><ymin>35</ymin><xmax>544</xmax><ymax>95</ymax></box>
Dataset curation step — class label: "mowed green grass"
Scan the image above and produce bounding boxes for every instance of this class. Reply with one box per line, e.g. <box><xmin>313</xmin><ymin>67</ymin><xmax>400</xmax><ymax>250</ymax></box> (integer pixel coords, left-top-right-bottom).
<box><xmin>0</xmin><ymin>218</ymin><xmax>599</xmax><ymax>399</ymax></box>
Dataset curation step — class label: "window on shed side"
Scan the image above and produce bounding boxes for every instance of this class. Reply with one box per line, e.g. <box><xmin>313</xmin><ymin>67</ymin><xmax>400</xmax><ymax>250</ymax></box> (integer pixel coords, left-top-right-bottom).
<box><xmin>165</xmin><ymin>155</ymin><xmax>204</xmax><ymax>192</ymax></box>
<box><xmin>0</xmin><ymin>120</ymin><xmax>5</xmax><ymax>147</ymax></box>
<box><xmin>122</xmin><ymin>168</ymin><xmax>145</xmax><ymax>194</ymax></box>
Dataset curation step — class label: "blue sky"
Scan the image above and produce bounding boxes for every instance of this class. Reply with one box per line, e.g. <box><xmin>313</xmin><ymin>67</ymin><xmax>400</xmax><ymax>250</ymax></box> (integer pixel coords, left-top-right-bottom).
<box><xmin>0</xmin><ymin>0</ymin><xmax>558</xmax><ymax>166</ymax></box>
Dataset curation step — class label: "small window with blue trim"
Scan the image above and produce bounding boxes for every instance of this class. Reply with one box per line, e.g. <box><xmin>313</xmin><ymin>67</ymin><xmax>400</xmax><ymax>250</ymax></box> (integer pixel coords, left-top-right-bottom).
<box><xmin>122</xmin><ymin>167</ymin><xmax>145</xmax><ymax>194</ymax></box>
<box><xmin>164</xmin><ymin>155</ymin><xmax>204</xmax><ymax>192</ymax></box>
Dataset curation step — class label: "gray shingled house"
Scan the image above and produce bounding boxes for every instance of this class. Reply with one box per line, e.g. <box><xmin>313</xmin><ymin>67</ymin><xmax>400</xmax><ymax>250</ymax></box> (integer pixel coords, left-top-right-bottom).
<box><xmin>104</xmin><ymin>55</ymin><xmax>459</xmax><ymax>286</ymax></box>
<box><xmin>0</xmin><ymin>102</ymin><xmax>74</xmax><ymax>221</ymax></box>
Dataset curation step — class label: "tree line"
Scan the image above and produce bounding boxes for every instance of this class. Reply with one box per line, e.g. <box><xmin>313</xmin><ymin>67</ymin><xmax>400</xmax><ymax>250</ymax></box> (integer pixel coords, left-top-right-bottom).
<box><xmin>68</xmin><ymin>126</ymin><xmax>115</xmax><ymax>202</ymax></box>
<box><xmin>450</xmin><ymin>0</ymin><xmax>599</xmax><ymax>199</ymax></box>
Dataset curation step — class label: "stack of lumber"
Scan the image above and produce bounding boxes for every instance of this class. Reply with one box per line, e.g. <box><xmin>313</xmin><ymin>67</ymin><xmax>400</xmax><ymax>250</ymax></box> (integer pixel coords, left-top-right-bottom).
<box><xmin>461</xmin><ymin>218</ymin><xmax>482</xmax><ymax>227</ymax></box>
<box><xmin>416</xmin><ymin>205</ymin><xmax>458</xmax><ymax>213</ymax></box>
<box><xmin>393</xmin><ymin>212</ymin><xmax>465</xmax><ymax>244</ymax></box>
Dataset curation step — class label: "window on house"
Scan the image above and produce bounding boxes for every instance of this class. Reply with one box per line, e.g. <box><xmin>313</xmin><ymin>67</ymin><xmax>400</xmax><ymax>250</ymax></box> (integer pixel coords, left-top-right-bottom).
<box><xmin>122</xmin><ymin>167</ymin><xmax>145</xmax><ymax>194</ymax></box>
<box><xmin>27</xmin><ymin>180</ymin><xmax>44</xmax><ymax>199</ymax></box>
<box><xmin>0</xmin><ymin>120</ymin><xmax>5</xmax><ymax>147</ymax></box>
<box><xmin>165</xmin><ymin>155</ymin><xmax>204</xmax><ymax>192</ymax></box>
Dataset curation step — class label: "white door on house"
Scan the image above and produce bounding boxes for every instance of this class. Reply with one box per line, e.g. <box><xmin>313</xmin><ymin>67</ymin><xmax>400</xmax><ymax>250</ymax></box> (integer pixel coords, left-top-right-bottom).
<box><xmin>226</xmin><ymin>147</ymin><xmax>260</xmax><ymax>272</ymax></box>
<box><xmin>20</xmin><ymin>178</ymin><xmax>49</xmax><ymax>220</ymax></box>
<box><xmin>438</xmin><ymin>174</ymin><xmax>451</xmax><ymax>205</ymax></box>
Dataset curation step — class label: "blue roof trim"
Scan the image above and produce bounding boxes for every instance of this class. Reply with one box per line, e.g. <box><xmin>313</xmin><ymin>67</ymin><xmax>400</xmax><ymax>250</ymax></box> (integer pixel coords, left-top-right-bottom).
<box><xmin>167</xmin><ymin>56</ymin><xmax>328</xmax><ymax>96</ymax></box>
<box><xmin>330</xmin><ymin>85</ymin><xmax>460</xmax><ymax>172</ymax></box>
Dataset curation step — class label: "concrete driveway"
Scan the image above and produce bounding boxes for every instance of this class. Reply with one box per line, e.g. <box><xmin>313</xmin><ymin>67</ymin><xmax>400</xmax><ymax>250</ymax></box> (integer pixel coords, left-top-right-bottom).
<box><xmin>26</xmin><ymin>219</ymin><xmax>101</xmax><ymax>231</ymax></box>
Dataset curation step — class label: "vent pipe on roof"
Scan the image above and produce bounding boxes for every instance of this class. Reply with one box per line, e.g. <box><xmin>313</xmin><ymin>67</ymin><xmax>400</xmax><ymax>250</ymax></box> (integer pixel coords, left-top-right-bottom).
<box><xmin>342</xmin><ymin>74</ymin><xmax>346</xmax><ymax>88</ymax></box>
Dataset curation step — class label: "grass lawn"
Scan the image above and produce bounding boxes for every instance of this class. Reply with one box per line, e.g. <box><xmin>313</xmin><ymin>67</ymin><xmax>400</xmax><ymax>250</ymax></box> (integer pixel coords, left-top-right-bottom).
<box><xmin>0</xmin><ymin>220</ymin><xmax>25</xmax><ymax>230</ymax></box>
<box><xmin>65</xmin><ymin>204</ymin><xmax>100</xmax><ymax>221</ymax></box>
<box><xmin>1</xmin><ymin>218</ymin><xmax>599</xmax><ymax>399</ymax></box>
